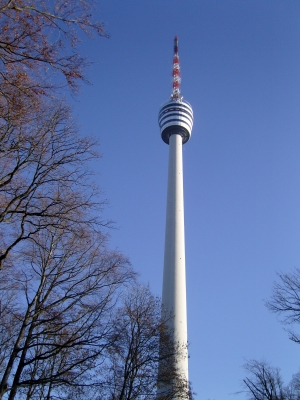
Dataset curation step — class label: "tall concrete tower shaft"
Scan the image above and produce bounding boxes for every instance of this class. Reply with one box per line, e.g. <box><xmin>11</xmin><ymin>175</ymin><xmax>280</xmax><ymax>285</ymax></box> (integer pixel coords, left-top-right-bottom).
<box><xmin>163</xmin><ymin>132</ymin><xmax>188</xmax><ymax>375</ymax></box>
<box><xmin>158</xmin><ymin>36</ymin><xmax>193</xmax><ymax>394</ymax></box>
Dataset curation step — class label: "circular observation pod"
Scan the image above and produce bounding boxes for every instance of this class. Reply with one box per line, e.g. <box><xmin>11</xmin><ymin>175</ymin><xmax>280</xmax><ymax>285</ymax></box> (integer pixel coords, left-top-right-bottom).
<box><xmin>158</xmin><ymin>99</ymin><xmax>193</xmax><ymax>144</ymax></box>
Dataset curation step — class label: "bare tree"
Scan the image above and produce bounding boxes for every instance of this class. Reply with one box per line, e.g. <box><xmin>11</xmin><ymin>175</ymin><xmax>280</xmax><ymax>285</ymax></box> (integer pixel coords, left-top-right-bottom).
<box><xmin>0</xmin><ymin>223</ymin><xmax>133</xmax><ymax>399</ymax></box>
<box><xmin>242</xmin><ymin>360</ymin><xmax>287</xmax><ymax>400</ymax></box>
<box><xmin>267</xmin><ymin>268</ymin><xmax>300</xmax><ymax>344</ymax></box>
<box><xmin>0</xmin><ymin>251</ymin><xmax>194</xmax><ymax>400</ymax></box>
<box><xmin>100</xmin><ymin>285</ymin><xmax>193</xmax><ymax>400</ymax></box>
<box><xmin>0</xmin><ymin>99</ymin><xmax>104</xmax><ymax>269</ymax></box>
<box><xmin>241</xmin><ymin>360</ymin><xmax>300</xmax><ymax>400</ymax></box>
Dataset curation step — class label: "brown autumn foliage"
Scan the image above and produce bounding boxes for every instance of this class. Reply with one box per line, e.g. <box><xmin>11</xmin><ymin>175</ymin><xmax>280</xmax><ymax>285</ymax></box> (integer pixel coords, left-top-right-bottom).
<box><xmin>0</xmin><ymin>0</ymin><xmax>107</xmax><ymax>99</ymax></box>
<box><xmin>0</xmin><ymin>0</ymin><xmax>108</xmax><ymax>268</ymax></box>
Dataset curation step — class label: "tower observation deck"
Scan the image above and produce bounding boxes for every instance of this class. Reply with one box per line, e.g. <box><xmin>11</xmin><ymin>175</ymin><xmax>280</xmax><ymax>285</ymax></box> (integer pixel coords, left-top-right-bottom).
<box><xmin>157</xmin><ymin>36</ymin><xmax>194</xmax><ymax>398</ymax></box>
<box><xmin>158</xmin><ymin>99</ymin><xmax>193</xmax><ymax>144</ymax></box>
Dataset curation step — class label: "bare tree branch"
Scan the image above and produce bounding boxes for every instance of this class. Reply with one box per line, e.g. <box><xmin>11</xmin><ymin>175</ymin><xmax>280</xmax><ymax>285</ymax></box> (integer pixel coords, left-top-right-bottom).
<box><xmin>0</xmin><ymin>226</ymin><xmax>134</xmax><ymax>399</ymax></box>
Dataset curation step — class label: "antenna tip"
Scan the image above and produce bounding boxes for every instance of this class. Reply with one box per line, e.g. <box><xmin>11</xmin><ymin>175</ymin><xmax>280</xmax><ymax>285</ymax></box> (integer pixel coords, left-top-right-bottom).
<box><xmin>174</xmin><ymin>36</ymin><xmax>179</xmax><ymax>53</ymax></box>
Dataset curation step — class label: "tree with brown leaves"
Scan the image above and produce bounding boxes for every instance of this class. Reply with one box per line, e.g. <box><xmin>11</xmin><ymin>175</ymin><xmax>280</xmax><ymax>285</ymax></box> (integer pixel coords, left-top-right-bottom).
<box><xmin>0</xmin><ymin>0</ymin><xmax>108</xmax><ymax>269</ymax></box>
<box><xmin>0</xmin><ymin>0</ymin><xmax>107</xmax><ymax>97</ymax></box>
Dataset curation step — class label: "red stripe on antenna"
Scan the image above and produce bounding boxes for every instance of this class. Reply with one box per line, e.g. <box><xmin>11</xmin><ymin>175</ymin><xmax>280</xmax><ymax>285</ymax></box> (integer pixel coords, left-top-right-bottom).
<box><xmin>171</xmin><ymin>36</ymin><xmax>181</xmax><ymax>99</ymax></box>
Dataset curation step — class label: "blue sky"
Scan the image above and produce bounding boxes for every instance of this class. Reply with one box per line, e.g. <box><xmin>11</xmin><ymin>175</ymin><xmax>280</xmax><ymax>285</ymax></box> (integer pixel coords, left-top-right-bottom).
<box><xmin>71</xmin><ymin>1</ymin><xmax>300</xmax><ymax>399</ymax></box>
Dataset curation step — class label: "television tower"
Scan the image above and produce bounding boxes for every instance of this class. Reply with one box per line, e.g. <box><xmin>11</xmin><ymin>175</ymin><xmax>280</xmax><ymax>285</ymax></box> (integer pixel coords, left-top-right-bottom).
<box><xmin>158</xmin><ymin>37</ymin><xmax>193</xmax><ymax>393</ymax></box>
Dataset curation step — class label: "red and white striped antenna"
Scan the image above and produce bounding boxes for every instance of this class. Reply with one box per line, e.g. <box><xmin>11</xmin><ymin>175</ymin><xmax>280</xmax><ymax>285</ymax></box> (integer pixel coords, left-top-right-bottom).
<box><xmin>171</xmin><ymin>36</ymin><xmax>182</xmax><ymax>100</ymax></box>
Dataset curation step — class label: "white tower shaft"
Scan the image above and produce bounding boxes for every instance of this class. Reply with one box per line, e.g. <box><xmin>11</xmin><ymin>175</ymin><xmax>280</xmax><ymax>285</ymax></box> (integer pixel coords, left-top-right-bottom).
<box><xmin>162</xmin><ymin>132</ymin><xmax>188</xmax><ymax>379</ymax></box>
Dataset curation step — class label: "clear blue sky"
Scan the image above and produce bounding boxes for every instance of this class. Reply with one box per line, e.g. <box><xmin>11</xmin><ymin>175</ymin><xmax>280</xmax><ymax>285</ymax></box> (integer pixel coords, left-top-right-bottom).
<box><xmin>71</xmin><ymin>1</ymin><xmax>300</xmax><ymax>399</ymax></box>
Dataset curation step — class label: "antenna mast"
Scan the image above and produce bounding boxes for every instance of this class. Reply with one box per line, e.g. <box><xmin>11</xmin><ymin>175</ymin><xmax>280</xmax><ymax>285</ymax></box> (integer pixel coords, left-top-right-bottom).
<box><xmin>171</xmin><ymin>36</ymin><xmax>182</xmax><ymax>100</ymax></box>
